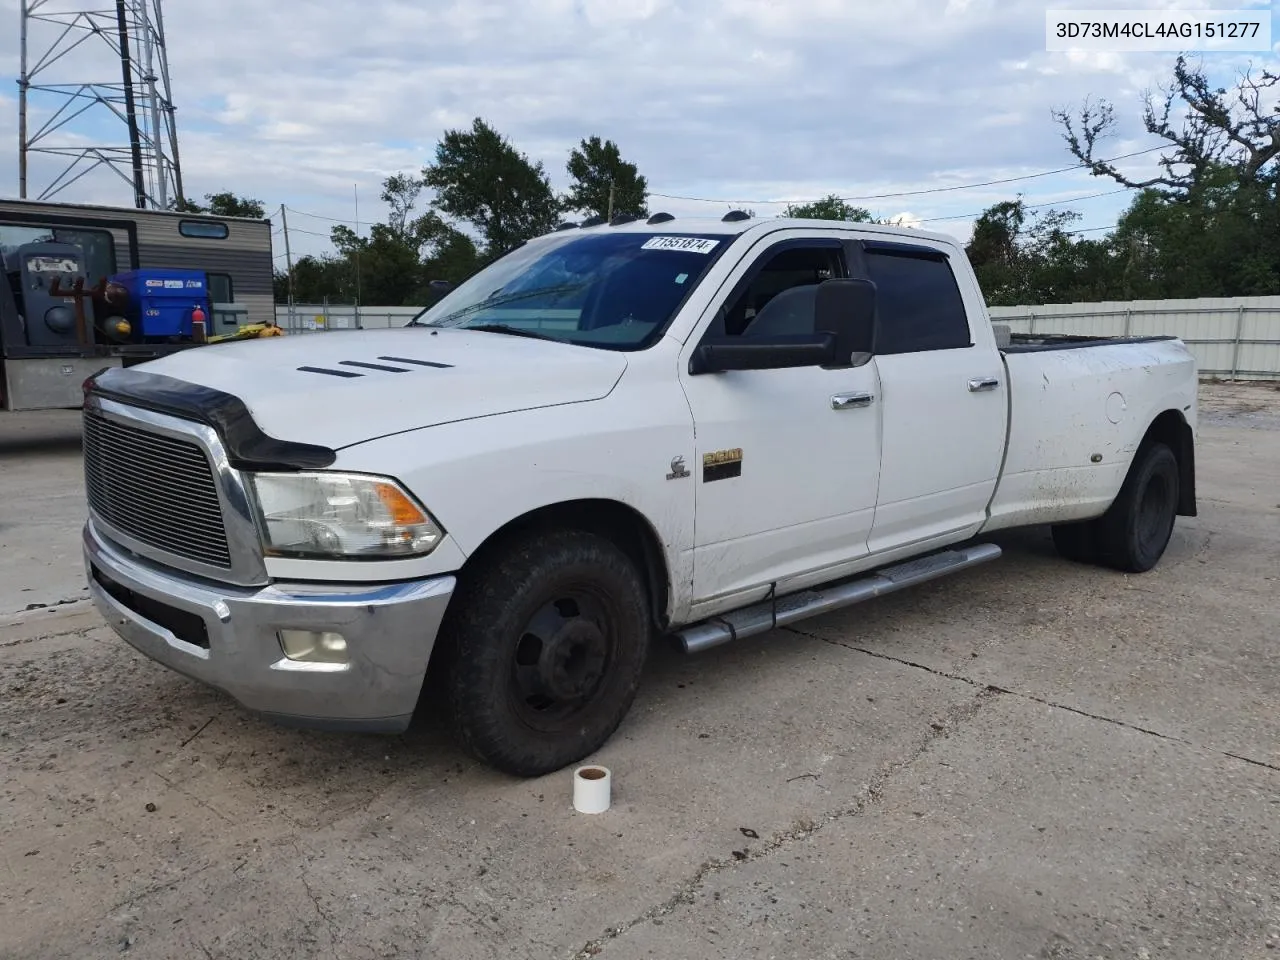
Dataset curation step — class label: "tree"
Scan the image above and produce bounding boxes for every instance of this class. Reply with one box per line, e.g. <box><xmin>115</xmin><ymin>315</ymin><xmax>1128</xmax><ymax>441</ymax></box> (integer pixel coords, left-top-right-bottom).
<box><xmin>381</xmin><ymin>173</ymin><xmax>424</xmax><ymax>241</ymax></box>
<box><xmin>1047</xmin><ymin>55</ymin><xmax>1280</xmax><ymax>302</ymax></box>
<box><xmin>564</xmin><ymin>136</ymin><xmax>648</xmax><ymax>220</ymax></box>
<box><xmin>274</xmin><ymin>171</ymin><xmax>486</xmax><ymax>307</ymax></box>
<box><xmin>784</xmin><ymin>194</ymin><xmax>876</xmax><ymax>222</ymax></box>
<box><xmin>965</xmin><ymin>198</ymin><xmax>1124</xmax><ymax>306</ymax></box>
<box><xmin>415</xmin><ymin>211</ymin><xmax>482</xmax><ymax>286</ymax></box>
<box><xmin>1052</xmin><ymin>56</ymin><xmax>1279</xmax><ymax>196</ymax></box>
<box><xmin>422</xmin><ymin>117</ymin><xmax>561</xmax><ymax>258</ymax></box>
<box><xmin>177</xmin><ymin>192</ymin><xmax>267</xmax><ymax>218</ymax></box>
<box><xmin>204</xmin><ymin>192</ymin><xmax>267</xmax><ymax>219</ymax></box>
<box><xmin>280</xmin><ymin>253</ymin><xmax>352</xmax><ymax>304</ymax></box>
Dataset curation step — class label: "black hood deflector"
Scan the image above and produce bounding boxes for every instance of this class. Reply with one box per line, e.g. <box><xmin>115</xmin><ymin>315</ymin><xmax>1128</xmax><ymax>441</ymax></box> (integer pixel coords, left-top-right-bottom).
<box><xmin>85</xmin><ymin>366</ymin><xmax>337</xmax><ymax>471</ymax></box>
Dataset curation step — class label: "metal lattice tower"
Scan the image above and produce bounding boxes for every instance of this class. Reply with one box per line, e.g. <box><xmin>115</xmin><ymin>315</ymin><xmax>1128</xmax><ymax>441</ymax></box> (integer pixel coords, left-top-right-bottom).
<box><xmin>18</xmin><ymin>0</ymin><xmax>184</xmax><ymax>209</ymax></box>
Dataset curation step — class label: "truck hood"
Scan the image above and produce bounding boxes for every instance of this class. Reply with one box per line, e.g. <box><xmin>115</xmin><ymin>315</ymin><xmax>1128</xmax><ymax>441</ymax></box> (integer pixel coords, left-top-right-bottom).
<box><xmin>128</xmin><ymin>327</ymin><xmax>628</xmax><ymax>449</ymax></box>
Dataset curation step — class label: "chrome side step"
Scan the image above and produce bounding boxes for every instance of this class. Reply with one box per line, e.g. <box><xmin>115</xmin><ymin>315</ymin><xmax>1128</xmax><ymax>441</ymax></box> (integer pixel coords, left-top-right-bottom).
<box><xmin>674</xmin><ymin>542</ymin><xmax>1003</xmax><ymax>654</ymax></box>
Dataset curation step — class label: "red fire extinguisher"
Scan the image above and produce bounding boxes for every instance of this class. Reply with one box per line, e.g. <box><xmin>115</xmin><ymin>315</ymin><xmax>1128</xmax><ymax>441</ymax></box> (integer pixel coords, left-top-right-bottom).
<box><xmin>191</xmin><ymin>303</ymin><xmax>207</xmax><ymax>343</ymax></box>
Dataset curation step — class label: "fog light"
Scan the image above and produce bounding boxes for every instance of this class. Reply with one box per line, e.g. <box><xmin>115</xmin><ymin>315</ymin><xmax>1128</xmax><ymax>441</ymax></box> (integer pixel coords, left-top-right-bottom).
<box><xmin>278</xmin><ymin>629</ymin><xmax>348</xmax><ymax>663</ymax></box>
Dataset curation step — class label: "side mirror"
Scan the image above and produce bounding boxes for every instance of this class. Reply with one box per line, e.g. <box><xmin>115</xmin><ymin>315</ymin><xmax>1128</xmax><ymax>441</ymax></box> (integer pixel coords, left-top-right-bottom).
<box><xmin>815</xmin><ymin>278</ymin><xmax>876</xmax><ymax>367</ymax></box>
<box><xmin>689</xmin><ymin>333</ymin><xmax>836</xmax><ymax>374</ymax></box>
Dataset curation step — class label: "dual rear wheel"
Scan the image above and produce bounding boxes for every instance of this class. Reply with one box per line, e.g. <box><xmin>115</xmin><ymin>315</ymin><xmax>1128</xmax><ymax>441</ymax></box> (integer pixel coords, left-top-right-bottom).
<box><xmin>1051</xmin><ymin>441</ymin><xmax>1180</xmax><ymax>573</ymax></box>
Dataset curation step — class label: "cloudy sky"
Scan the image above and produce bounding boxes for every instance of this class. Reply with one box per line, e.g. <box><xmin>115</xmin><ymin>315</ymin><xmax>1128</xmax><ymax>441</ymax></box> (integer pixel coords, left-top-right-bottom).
<box><xmin>1</xmin><ymin>0</ymin><xmax>1277</xmax><ymax>264</ymax></box>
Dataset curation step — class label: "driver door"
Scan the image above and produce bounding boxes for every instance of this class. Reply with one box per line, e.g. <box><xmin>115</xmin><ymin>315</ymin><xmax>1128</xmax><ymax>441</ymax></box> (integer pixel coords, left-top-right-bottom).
<box><xmin>678</xmin><ymin>235</ymin><xmax>884</xmax><ymax>615</ymax></box>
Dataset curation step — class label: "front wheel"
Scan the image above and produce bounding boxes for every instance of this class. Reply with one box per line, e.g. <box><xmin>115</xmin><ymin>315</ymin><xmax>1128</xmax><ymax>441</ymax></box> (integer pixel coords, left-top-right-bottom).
<box><xmin>438</xmin><ymin>529</ymin><xmax>651</xmax><ymax>777</ymax></box>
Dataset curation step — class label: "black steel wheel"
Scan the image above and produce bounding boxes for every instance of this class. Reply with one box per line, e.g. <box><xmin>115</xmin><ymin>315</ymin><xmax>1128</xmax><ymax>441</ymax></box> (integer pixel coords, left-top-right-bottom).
<box><xmin>1096</xmin><ymin>441</ymin><xmax>1180</xmax><ymax>573</ymax></box>
<box><xmin>438</xmin><ymin>529</ymin><xmax>651</xmax><ymax>777</ymax></box>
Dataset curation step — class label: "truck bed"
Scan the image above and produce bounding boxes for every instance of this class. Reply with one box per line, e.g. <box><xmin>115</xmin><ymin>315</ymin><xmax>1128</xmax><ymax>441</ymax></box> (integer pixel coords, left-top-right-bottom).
<box><xmin>1001</xmin><ymin>332</ymin><xmax>1179</xmax><ymax>354</ymax></box>
<box><xmin>982</xmin><ymin>334</ymin><xmax>1197</xmax><ymax>531</ymax></box>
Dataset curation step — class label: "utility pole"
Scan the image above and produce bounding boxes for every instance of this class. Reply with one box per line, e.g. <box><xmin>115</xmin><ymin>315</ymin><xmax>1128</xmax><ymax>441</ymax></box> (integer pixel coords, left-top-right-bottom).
<box><xmin>136</xmin><ymin>0</ymin><xmax>167</xmax><ymax>208</ymax></box>
<box><xmin>279</xmin><ymin>204</ymin><xmax>295</xmax><ymax>330</ymax></box>
<box><xmin>114</xmin><ymin>0</ymin><xmax>147</xmax><ymax>208</ymax></box>
<box><xmin>18</xmin><ymin>0</ymin><xmax>28</xmax><ymax>198</ymax></box>
<box><xmin>353</xmin><ymin>183</ymin><xmax>362</xmax><ymax>329</ymax></box>
<box><xmin>607</xmin><ymin>179</ymin><xmax>616</xmax><ymax>221</ymax></box>
<box><xmin>19</xmin><ymin>1</ymin><xmax>184</xmax><ymax>208</ymax></box>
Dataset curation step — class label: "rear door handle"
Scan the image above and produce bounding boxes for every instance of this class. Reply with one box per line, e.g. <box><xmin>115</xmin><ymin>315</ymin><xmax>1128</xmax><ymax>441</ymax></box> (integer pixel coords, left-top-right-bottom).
<box><xmin>832</xmin><ymin>392</ymin><xmax>874</xmax><ymax>410</ymax></box>
<box><xmin>968</xmin><ymin>377</ymin><xmax>1000</xmax><ymax>392</ymax></box>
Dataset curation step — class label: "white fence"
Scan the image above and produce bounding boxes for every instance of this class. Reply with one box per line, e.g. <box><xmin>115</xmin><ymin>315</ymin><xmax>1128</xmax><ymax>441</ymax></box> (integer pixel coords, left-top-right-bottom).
<box><xmin>989</xmin><ymin>295</ymin><xmax>1280</xmax><ymax>381</ymax></box>
<box><xmin>276</xmin><ymin>295</ymin><xmax>1280</xmax><ymax>380</ymax></box>
<box><xmin>274</xmin><ymin>304</ymin><xmax>423</xmax><ymax>332</ymax></box>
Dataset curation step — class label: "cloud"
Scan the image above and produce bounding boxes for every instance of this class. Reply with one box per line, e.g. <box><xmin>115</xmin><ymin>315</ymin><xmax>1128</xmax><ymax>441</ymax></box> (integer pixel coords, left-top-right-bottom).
<box><xmin>0</xmin><ymin>0</ymin><xmax>1274</xmax><ymax>261</ymax></box>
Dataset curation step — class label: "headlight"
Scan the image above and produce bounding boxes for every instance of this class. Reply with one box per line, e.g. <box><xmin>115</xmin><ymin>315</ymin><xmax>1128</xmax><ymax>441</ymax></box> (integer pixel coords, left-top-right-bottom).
<box><xmin>247</xmin><ymin>472</ymin><xmax>444</xmax><ymax>559</ymax></box>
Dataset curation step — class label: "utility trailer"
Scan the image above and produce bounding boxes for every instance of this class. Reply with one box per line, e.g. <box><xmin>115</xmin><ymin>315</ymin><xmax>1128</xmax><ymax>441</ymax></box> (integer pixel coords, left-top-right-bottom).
<box><xmin>0</xmin><ymin>197</ymin><xmax>274</xmax><ymax>412</ymax></box>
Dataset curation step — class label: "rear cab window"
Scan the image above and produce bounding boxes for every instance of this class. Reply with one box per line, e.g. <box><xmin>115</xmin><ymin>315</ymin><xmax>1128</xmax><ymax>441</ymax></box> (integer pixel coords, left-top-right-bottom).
<box><xmin>860</xmin><ymin>241</ymin><xmax>972</xmax><ymax>354</ymax></box>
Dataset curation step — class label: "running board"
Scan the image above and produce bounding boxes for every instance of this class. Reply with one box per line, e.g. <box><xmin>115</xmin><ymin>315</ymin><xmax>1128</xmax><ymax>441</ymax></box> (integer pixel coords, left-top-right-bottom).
<box><xmin>674</xmin><ymin>543</ymin><xmax>1003</xmax><ymax>654</ymax></box>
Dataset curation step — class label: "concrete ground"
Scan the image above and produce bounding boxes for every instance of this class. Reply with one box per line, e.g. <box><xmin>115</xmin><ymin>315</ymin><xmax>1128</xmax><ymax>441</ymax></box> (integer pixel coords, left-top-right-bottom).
<box><xmin>1</xmin><ymin>383</ymin><xmax>1277</xmax><ymax>960</ymax></box>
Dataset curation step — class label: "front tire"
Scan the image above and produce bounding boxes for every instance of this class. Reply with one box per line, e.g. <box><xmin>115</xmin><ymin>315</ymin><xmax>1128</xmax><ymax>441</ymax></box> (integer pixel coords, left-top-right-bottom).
<box><xmin>439</xmin><ymin>529</ymin><xmax>651</xmax><ymax>777</ymax></box>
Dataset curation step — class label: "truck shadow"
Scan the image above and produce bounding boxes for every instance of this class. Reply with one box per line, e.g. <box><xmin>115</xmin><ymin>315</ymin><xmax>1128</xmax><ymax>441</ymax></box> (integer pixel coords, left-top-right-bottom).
<box><xmin>56</xmin><ymin>522</ymin><xmax>1159</xmax><ymax>813</ymax></box>
<box><xmin>0</xmin><ymin>433</ymin><xmax>83</xmax><ymax>457</ymax></box>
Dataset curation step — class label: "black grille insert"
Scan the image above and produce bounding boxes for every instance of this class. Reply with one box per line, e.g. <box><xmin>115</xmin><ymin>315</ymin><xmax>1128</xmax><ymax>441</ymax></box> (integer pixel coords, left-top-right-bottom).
<box><xmin>91</xmin><ymin>564</ymin><xmax>210</xmax><ymax>649</ymax></box>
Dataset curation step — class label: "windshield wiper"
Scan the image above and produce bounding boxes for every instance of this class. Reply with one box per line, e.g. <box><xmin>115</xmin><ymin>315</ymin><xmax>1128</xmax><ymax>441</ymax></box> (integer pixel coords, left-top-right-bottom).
<box><xmin>466</xmin><ymin>323</ymin><xmax>561</xmax><ymax>342</ymax></box>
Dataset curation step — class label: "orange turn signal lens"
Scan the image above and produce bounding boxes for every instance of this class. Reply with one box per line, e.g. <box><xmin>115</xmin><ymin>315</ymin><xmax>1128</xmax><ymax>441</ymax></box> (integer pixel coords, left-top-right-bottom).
<box><xmin>375</xmin><ymin>482</ymin><xmax>429</xmax><ymax>527</ymax></box>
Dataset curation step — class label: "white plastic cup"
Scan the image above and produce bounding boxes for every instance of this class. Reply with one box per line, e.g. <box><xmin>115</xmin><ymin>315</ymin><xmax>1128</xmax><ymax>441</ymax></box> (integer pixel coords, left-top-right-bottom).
<box><xmin>573</xmin><ymin>765</ymin><xmax>611</xmax><ymax>814</ymax></box>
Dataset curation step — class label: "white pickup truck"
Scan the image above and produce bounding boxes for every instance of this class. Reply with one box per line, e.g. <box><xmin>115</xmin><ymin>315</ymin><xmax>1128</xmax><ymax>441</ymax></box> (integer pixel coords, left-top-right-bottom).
<box><xmin>80</xmin><ymin>213</ymin><xmax>1198</xmax><ymax>777</ymax></box>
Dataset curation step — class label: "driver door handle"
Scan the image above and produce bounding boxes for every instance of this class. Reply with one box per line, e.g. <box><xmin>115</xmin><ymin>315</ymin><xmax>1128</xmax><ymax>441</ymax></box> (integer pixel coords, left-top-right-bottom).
<box><xmin>832</xmin><ymin>392</ymin><xmax>874</xmax><ymax>410</ymax></box>
<box><xmin>968</xmin><ymin>377</ymin><xmax>1000</xmax><ymax>392</ymax></box>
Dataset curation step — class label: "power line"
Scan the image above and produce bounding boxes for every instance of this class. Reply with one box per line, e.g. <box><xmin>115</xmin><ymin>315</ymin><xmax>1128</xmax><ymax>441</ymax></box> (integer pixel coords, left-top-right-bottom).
<box><xmin>917</xmin><ymin>188</ymin><xmax>1131</xmax><ymax>224</ymax></box>
<box><xmin>285</xmin><ymin>205</ymin><xmax>359</xmax><ymax>226</ymax></box>
<box><xmin>648</xmin><ymin>146</ymin><xmax>1165</xmax><ymax>206</ymax></box>
<box><xmin>285</xmin><ymin>224</ymin><xmax>335</xmax><ymax>239</ymax></box>
<box><xmin>280</xmin><ymin>161</ymin><xmax>1145</xmax><ymax>238</ymax></box>
<box><xmin>277</xmin><ymin>186</ymin><xmax>1133</xmax><ymax>250</ymax></box>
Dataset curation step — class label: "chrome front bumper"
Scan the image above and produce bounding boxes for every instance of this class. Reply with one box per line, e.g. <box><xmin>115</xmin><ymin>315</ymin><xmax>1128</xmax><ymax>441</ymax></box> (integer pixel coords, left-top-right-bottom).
<box><xmin>84</xmin><ymin>520</ymin><xmax>456</xmax><ymax>733</ymax></box>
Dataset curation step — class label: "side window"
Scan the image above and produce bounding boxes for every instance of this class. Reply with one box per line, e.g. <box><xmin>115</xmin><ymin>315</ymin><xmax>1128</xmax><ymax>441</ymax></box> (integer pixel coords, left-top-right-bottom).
<box><xmin>719</xmin><ymin>244</ymin><xmax>843</xmax><ymax>338</ymax></box>
<box><xmin>179</xmin><ymin>220</ymin><xmax>229</xmax><ymax>239</ymax></box>
<box><xmin>52</xmin><ymin>228</ymin><xmax>118</xmax><ymax>285</ymax></box>
<box><xmin>0</xmin><ymin>224</ymin><xmax>118</xmax><ymax>287</ymax></box>
<box><xmin>864</xmin><ymin>249</ymin><xmax>971</xmax><ymax>354</ymax></box>
<box><xmin>207</xmin><ymin>273</ymin><xmax>234</xmax><ymax>304</ymax></box>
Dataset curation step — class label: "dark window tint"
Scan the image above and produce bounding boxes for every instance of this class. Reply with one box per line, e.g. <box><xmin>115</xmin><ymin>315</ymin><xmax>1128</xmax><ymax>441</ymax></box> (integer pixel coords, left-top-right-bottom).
<box><xmin>179</xmin><ymin>220</ymin><xmax>229</xmax><ymax>239</ymax></box>
<box><xmin>207</xmin><ymin>273</ymin><xmax>234</xmax><ymax>303</ymax></box>
<box><xmin>865</xmin><ymin>249</ymin><xmax>970</xmax><ymax>354</ymax></box>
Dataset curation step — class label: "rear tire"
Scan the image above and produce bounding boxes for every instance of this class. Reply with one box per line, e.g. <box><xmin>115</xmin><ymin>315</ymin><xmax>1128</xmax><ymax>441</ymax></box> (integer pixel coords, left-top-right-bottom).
<box><xmin>1050</xmin><ymin>521</ymin><xmax>1100</xmax><ymax>564</ymax></box>
<box><xmin>438</xmin><ymin>529</ymin><xmax>651</xmax><ymax>777</ymax></box>
<box><xmin>1094</xmin><ymin>441</ymin><xmax>1179</xmax><ymax>573</ymax></box>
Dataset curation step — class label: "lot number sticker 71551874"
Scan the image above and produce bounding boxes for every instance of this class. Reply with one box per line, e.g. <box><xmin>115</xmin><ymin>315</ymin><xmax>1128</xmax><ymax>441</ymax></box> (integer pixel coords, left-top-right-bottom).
<box><xmin>641</xmin><ymin>236</ymin><xmax>720</xmax><ymax>254</ymax></box>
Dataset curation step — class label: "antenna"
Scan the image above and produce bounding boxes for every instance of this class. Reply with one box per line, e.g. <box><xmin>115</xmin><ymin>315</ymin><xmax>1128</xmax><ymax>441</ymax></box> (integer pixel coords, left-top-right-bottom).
<box><xmin>18</xmin><ymin>0</ymin><xmax>185</xmax><ymax>209</ymax></box>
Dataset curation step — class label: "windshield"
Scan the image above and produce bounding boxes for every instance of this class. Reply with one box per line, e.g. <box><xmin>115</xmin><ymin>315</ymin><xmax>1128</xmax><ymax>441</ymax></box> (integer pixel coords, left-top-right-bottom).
<box><xmin>408</xmin><ymin>231</ymin><xmax>734</xmax><ymax>349</ymax></box>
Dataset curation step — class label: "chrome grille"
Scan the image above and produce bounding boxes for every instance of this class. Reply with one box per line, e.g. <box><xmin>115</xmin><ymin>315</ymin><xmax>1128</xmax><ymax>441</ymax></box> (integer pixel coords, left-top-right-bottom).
<box><xmin>83</xmin><ymin>410</ymin><xmax>232</xmax><ymax>568</ymax></box>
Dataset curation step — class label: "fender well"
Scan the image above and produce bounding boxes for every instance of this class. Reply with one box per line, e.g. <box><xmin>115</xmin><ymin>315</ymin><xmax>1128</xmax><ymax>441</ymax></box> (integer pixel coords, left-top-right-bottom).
<box><xmin>459</xmin><ymin>499</ymin><xmax>673</xmax><ymax>632</ymax></box>
<box><xmin>1138</xmin><ymin>410</ymin><xmax>1196</xmax><ymax>517</ymax></box>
